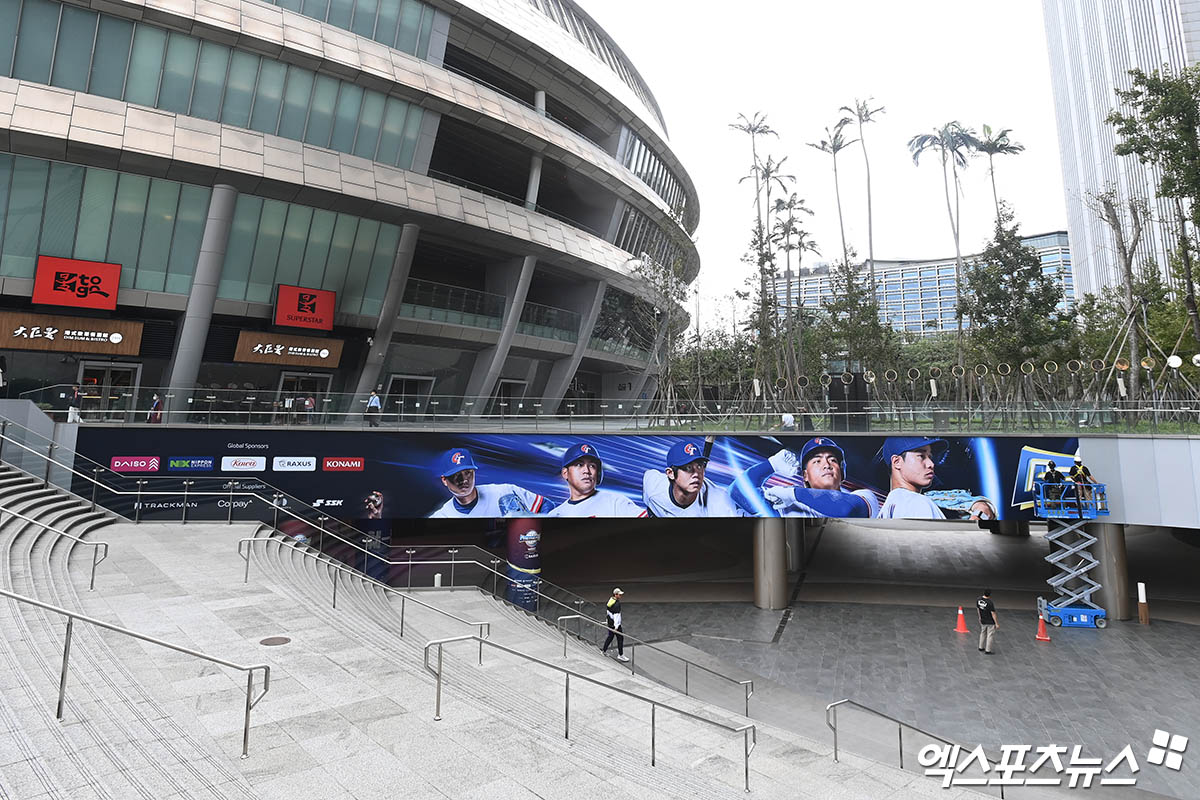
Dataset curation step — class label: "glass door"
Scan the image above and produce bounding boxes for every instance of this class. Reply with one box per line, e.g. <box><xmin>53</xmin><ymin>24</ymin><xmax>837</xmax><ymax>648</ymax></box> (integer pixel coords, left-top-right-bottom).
<box><xmin>78</xmin><ymin>362</ymin><xmax>142</xmax><ymax>421</ymax></box>
<box><xmin>385</xmin><ymin>375</ymin><xmax>434</xmax><ymax>421</ymax></box>
<box><xmin>277</xmin><ymin>372</ymin><xmax>333</xmax><ymax>424</ymax></box>
<box><xmin>488</xmin><ymin>379</ymin><xmax>527</xmax><ymax>416</ymax></box>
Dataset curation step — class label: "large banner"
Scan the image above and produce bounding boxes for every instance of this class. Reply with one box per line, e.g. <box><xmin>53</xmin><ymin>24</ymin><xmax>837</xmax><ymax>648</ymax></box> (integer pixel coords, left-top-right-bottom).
<box><xmin>72</xmin><ymin>428</ymin><xmax>1085</xmax><ymax>522</ymax></box>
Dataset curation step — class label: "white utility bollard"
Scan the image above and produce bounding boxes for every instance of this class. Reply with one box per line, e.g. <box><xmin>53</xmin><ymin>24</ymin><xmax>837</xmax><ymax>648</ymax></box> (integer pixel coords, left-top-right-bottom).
<box><xmin>433</xmin><ymin>573</ymin><xmax>442</xmax><ymax>588</ymax></box>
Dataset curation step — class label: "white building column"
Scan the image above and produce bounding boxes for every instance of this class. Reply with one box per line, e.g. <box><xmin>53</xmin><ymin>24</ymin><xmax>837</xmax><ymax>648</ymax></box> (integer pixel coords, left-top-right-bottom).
<box><xmin>462</xmin><ymin>256</ymin><xmax>537</xmax><ymax>413</ymax></box>
<box><xmin>542</xmin><ymin>279</ymin><xmax>606</xmax><ymax>410</ymax></box>
<box><xmin>353</xmin><ymin>223</ymin><xmax>420</xmax><ymax>399</ymax></box>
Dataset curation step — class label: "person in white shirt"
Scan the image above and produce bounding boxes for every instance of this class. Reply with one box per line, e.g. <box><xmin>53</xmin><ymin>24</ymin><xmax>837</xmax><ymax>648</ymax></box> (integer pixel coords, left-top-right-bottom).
<box><xmin>428</xmin><ymin>447</ymin><xmax>551</xmax><ymax>518</ymax></box>
<box><xmin>642</xmin><ymin>440</ymin><xmax>742</xmax><ymax>517</ymax></box>
<box><xmin>877</xmin><ymin>437</ymin><xmax>948</xmax><ymax>519</ymax></box>
<box><xmin>546</xmin><ymin>442</ymin><xmax>647</xmax><ymax>518</ymax></box>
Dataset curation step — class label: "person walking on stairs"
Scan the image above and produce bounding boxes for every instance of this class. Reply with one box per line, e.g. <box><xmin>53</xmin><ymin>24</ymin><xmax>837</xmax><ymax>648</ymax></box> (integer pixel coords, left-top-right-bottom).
<box><xmin>602</xmin><ymin>588</ymin><xmax>629</xmax><ymax>662</ymax></box>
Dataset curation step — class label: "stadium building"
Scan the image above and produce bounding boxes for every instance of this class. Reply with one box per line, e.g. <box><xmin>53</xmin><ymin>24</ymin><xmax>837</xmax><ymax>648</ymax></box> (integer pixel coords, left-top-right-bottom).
<box><xmin>0</xmin><ymin>0</ymin><xmax>699</xmax><ymax>418</ymax></box>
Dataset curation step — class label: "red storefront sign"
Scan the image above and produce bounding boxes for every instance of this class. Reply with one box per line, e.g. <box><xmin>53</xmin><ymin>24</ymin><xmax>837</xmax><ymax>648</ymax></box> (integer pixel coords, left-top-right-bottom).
<box><xmin>33</xmin><ymin>256</ymin><xmax>121</xmax><ymax>311</ymax></box>
<box><xmin>322</xmin><ymin>457</ymin><xmax>364</xmax><ymax>471</ymax></box>
<box><xmin>274</xmin><ymin>284</ymin><xmax>336</xmax><ymax>331</ymax></box>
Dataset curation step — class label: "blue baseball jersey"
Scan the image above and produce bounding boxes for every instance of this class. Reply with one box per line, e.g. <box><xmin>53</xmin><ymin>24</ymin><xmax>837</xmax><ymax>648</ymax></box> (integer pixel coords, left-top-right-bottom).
<box><xmin>429</xmin><ymin>483</ymin><xmax>550</xmax><ymax>518</ymax></box>
<box><xmin>641</xmin><ymin>470</ymin><xmax>743</xmax><ymax>517</ymax></box>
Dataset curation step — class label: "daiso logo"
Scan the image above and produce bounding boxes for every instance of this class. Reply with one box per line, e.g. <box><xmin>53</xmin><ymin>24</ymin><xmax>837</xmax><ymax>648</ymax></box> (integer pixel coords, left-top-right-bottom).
<box><xmin>110</xmin><ymin>456</ymin><xmax>160</xmax><ymax>473</ymax></box>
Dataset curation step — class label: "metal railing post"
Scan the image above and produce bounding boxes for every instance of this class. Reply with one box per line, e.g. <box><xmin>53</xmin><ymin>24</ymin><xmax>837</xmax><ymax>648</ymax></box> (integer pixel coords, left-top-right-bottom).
<box><xmin>564</xmin><ymin>673</ymin><xmax>570</xmax><ymax>739</ymax></box>
<box><xmin>43</xmin><ymin>442</ymin><xmax>55</xmax><ymax>487</ymax></box>
<box><xmin>448</xmin><ymin>548</ymin><xmax>458</xmax><ymax>586</ymax></box>
<box><xmin>272</xmin><ymin>493</ymin><xmax>282</xmax><ymax>530</ymax></box>
<box><xmin>629</xmin><ymin>644</ymin><xmax>635</xmax><ymax>675</ymax></box>
<box><xmin>241</xmin><ymin>671</ymin><xmax>254</xmax><ymax>759</ymax></box>
<box><xmin>226</xmin><ymin>481</ymin><xmax>238</xmax><ymax>524</ymax></box>
<box><xmin>89</xmin><ymin>546</ymin><xmax>100</xmax><ymax>591</ymax></box>
<box><xmin>832</xmin><ymin>704</ymin><xmax>839</xmax><ymax>762</ymax></box>
<box><xmin>134</xmin><ymin>480</ymin><xmax>146</xmax><ymax>523</ymax></box>
<box><xmin>332</xmin><ymin>568</ymin><xmax>338</xmax><ymax>609</ymax></box>
<box><xmin>898</xmin><ymin>724</ymin><xmax>904</xmax><ymax>769</ymax></box>
<box><xmin>406</xmin><ymin>549</ymin><xmax>416</xmax><ymax>590</ymax></box>
<box><xmin>90</xmin><ymin>468</ymin><xmax>100</xmax><ymax>510</ymax></box>
<box><xmin>433</xmin><ymin>645</ymin><xmax>444</xmax><ymax>721</ymax></box>
<box><xmin>650</xmin><ymin>703</ymin><xmax>656</xmax><ymax>766</ymax></box>
<box><xmin>490</xmin><ymin>558</ymin><xmax>501</xmax><ymax>595</ymax></box>
<box><xmin>57</xmin><ymin>617</ymin><xmax>73</xmax><ymax>719</ymax></box>
<box><xmin>181</xmin><ymin>480</ymin><xmax>194</xmax><ymax>524</ymax></box>
<box><xmin>400</xmin><ymin>595</ymin><xmax>406</xmax><ymax>637</ymax></box>
<box><xmin>684</xmin><ymin>662</ymin><xmax>689</xmax><ymax>696</ymax></box>
<box><xmin>744</xmin><ymin>729</ymin><xmax>751</xmax><ymax>793</ymax></box>
<box><xmin>317</xmin><ymin>516</ymin><xmax>328</xmax><ymax>551</ymax></box>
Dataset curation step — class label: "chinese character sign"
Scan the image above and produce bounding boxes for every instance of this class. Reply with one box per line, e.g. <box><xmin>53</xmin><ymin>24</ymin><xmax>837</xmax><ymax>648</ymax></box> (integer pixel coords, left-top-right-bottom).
<box><xmin>32</xmin><ymin>256</ymin><xmax>121</xmax><ymax>310</ymax></box>
<box><xmin>274</xmin><ymin>284</ymin><xmax>336</xmax><ymax>330</ymax></box>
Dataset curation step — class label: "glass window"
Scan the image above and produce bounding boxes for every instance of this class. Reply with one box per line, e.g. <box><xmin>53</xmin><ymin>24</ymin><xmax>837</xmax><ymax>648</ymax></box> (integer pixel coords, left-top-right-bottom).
<box><xmin>299</xmin><ymin>209</ymin><xmax>336</xmax><ymax>288</ymax></box>
<box><xmin>353</xmin><ymin>91</ymin><xmax>385</xmax><ymax>160</ymax></box>
<box><xmin>248</xmin><ymin>59</ymin><xmax>286</xmax><ymax>134</ymax></box>
<box><xmin>0</xmin><ymin>156</ymin><xmax>11</xmax><ymax>257</ymax></box>
<box><xmin>158</xmin><ymin>33</ymin><xmax>199</xmax><ymax>114</ymax></box>
<box><xmin>340</xmin><ymin>218</ymin><xmax>379</xmax><ymax>313</ymax></box>
<box><xmin>329</xmin><ymin>83</ymin><xmax>363</xmax><ymax>153</ymax></box>
<box><xmin>327</xmin><ymin>0</ymin><xmax>354</xmax><ymax>29</ymax></box>
<box><xmin>220</xmin><ymin>195</ymin><xmax>263</xmax><ymax>301</ymax></box>
<box><xmin>396</xmin><ymin>0</ymin><xmax>421</xmax><ymax>54</ymax></box>
<box><xmin>13</xmin><ymin>0</ymin><xmax>59</xmax><ymax>84</ymax></box>
<box><xmin>351</xmin><ymin>0</ymin><xmax>378</xmax><ymax>38</ymax></box>
<box><xmin>73</xmin><ymin>167</ymin><xmax>118</xmax><ymax>261</ymax></box>
<box><xmin>220</xmin><ymin>50</ymin><xmax>258</xmax><ymax>128</ymax></box>
<box><xmin>0</xmin><ymin>0</ymin><xmax>18</xmax><ymax>76</ymax></box>
<box><xmin>417</xmin><ymin>3</ymin><xmax>434</xmax><ymax>58</ymax></box>
<box><xmin>322</xmin><ymin>214</ymin><xmax>358</xmax><ymax>293</ymax></box>
<box><xmin>375</xmin><ymin>97</ymin><xmax>408</xmax><ymax>166</ymax></box>
<box><xmin>275</xmin><ymin>205</ymin><xmax>313</xmax><ymax>287</ymax></box>
<box><xmin>277</xmin><ymin>0</ymin><xmax>303</xmax><ymax>11</ymax></box>
<box><xmin>245</xmin><ymin>199</ymin><xmax>285</xmax><ymax>302</ymax></box>
<box><xmin>398</xmin><ymin>105</ymin><xmax>422</xmax><ymax>168</ymax></box>
<box><xmin>39</xmin><ymin>161</ymin><xmax>84</xmax><ymax>259</ymax></box>
<box><xmin>302</xmin><ymin>0</ymin><xmax>330</xmax><ymax>20</ymax></box>
<box><xmin>107</xmin><ymin>173</ymin><xmax>150</xmax><ymax>287</ymax></box>
<box><xmin>189</xmin><ymin>41</ymin><xmax>230</xmax><ymax>120</ymax></box>
<box><xmin>50</xmin><ymin>5</ymin><xmax>98</xmax><ymax>92</ymax></box>
<box><xmin>166</xmin><ymin>184</ymin><xmax>209</xmax><ymax>294</ymax></box>
<box><xmin>375</xmin><ymin>0</ymin><xmax>400</xmax><ymax>49</ymax></box>
<box><xmin>124</xmin><ymin>25</ymin><xmax>167</xmax><ymax>107</ymax></box>
<box><xmin>303</xmin><ymin>74</ymin><xmax>339</xmax><ymax>147</ymax></box>
<box><xmin>360</xmin><ymin>223</ymin><xmax>398</xmax><ymax>317</ymax></box>
<box><xmin>0</xmin><ymin>157</ymin><xmax>48</xmax><ymax>277</ymax></box>
<box><xmin>134</xmin><ymin>179</ymin><xmax>180</xmax><ymax>292</ymax></box>
<box><xmin>278</xmin><ymin>67</ymin><xmax>314</xmax><ymax>140</ymax></box>
<box><xmin>88</xmin><ymin>16</ymin><xmax>133</xmax><ymax>98</ymax></box>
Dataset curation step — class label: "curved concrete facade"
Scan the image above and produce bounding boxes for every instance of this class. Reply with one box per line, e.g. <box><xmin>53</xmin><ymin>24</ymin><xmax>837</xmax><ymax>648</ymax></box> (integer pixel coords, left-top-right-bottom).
<box><xmin>0</xmin><ymin>0</ymin><xmax>698</xmax><ymax>414</ymax></box>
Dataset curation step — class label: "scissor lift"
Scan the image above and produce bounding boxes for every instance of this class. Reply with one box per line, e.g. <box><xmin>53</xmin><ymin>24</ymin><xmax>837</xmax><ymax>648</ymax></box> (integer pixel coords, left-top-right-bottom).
<box><xmin>1032</xmin><ymin>480</ymin><xmax>1110</xmax><ymax>629</ymax></box>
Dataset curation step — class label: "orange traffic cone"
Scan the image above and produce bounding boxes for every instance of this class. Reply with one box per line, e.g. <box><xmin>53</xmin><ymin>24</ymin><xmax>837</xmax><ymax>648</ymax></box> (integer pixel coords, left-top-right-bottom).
<box><xmin>954</xmin><ymin>606</ymin><xmax>970</xmax><ymax>634</ymax></box>
<box><xmin>1036</xmin><ymin>614</ymin><xmax>1052</xmax><ymax>642</ymax></box>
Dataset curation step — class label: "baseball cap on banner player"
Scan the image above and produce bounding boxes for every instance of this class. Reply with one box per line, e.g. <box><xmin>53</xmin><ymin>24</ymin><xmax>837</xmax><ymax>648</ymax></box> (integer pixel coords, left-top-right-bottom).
<box><xmin>877</xmin><ymin>437</ymin><xmax>949</xmax><ymax>466</ymax></box>
<box><xmin>561</xmin><ymin>442</ymin><xmax>604</xmax><ymax>484</ymax></box>
<box><xmin>799</xmin><ymin>437</ymin><xmax>846</xmax><ymax>471</ymax></box>
<box><xmin>439</xmin><ymin>448</ymin><xmax>479</xmax><ymax>477</ymax></box>
<box><xmin>666</xmin><ymin>440</ymin><xmax>708</xmax><ymax>470</ymax></box>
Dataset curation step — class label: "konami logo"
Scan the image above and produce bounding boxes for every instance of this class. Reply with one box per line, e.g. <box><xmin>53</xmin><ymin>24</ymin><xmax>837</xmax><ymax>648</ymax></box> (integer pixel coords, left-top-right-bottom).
<box><xmin>322</xmin><ymin>457</ymin><xmax>364</xmax><ymax>471</ymax></box>
<box><xmin>110</xmin><ymin>456</ymin><xmax>160</xmax><ymax>473</ymax></box>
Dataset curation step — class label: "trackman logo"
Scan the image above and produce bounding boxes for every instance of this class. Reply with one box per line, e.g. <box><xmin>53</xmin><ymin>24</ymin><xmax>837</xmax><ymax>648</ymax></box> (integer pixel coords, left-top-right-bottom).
<box><xmin>313</xmin><ymin>499</ymin><xmax>344</xmax><ymax>507</ymax></box>
<box><xmin>323</xmin><ymin>457</ymin><xmax>364</xmax><ymax>471</ymax></box>
<box><xmin>221</xmin><ymin>456</ymin><xmax>266</xmax><ymax>472</ymax></box>
<box><xmin>111</xmin><ymin>456</ymin><xmax>159</xmax><ymax>472</ymax></box>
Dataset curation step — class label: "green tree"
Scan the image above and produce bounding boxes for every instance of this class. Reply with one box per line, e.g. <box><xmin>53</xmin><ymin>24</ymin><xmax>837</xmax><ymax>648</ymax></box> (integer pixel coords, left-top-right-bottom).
<box><xmin>975</xmin><ymin>124</ymin><xmax>1025</xmax><ymax>226</ymax></box>
<box><xmin>817</xmin><ymin>254</ymin><xmax>898</xmax><ymax>371</ymax></box>
<box><xmin>840</xmin><ymin>99</ymin><xmax>886</xmax><ymax>289</ymax></box>
<box><xmin>959</xmin><ymin>206</ymin><xmax>1070</xmax><ymax>368</ymax></box>
<box><xmin>908</xmin><ymin>121</ymin><xmax>980</xmax><ymax>366</ymax></box>
<box><xmin>771</xmin><ymin>193</ymin><xmax>818</xmax><ymax>381</ymax></box>
<box><xmin>807</xmin><ymin>119</ymin><xmax>858</xmax><ymax>267</ymax></box>
<box><xmin>1107</xmin><ymin>65</ymin><xmax>1200</xmax><ymax>345</ymax></box>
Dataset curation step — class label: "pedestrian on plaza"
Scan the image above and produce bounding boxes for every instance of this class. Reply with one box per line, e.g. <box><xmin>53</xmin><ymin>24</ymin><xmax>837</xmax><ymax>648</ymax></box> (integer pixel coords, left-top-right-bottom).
<box><xmin>977</xmin><ymin>588</ymin><xmax>999</xmax><ymax>655</ymax></box>
<box><xmin>67</xmin><ymin>384</ymin><xmax>83</xmax><ymax>424</ymax></box>
<box><xmin>147</xmin><ymin>393</ymin><xmax>163</xmax><ymax>424</ymax></box>
<box><xmin>365</xmin><ymin>390</ymin><xmax>382</xmax><ymax>427</ymax></box>
<box><xmin>601</xmin><ymin>587</ymin><xmax>629</xmax><ymax>662</ymax></box>
<box><xmin>304</xmin><ymin>395</ymin><xmax>315</xmax><ymax>423</ymax></box>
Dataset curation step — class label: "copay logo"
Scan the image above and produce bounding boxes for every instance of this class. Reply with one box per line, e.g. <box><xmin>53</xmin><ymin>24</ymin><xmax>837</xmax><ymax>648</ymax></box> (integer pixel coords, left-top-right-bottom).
<box><xmin>110</xmin><ymin>456</ymin><xmax>159</xmax><ymax>473</ymax></box>
<box><xmin>221</xmin><ymin>456</ymin><xmax>266</xmax><ymax>472</ymax></box>
<box><xmin>272</xmin><ymin>456</ymin><xmax>316</xmax><ymax>472</ymax></box>
<box><xmin>313</xmin><ymin>499</ymin><xmax>344</xmax><ymax>507</ymax></box>
<box><xmin>323</xmin><ymin>457</ymin><xmax>364</xmax><ymax>471</ymax></box>
<box><xmin>167</xmin><ymin>456</ymin><xmax>214</xmax><ymax>472</ymax></box>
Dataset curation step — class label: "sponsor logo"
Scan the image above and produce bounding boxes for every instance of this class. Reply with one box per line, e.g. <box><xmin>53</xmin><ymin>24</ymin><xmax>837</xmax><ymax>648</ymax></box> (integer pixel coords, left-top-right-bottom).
<box><xmin>272</xmin><ymin>456</ymin><xmax>316</xmax><ymax>472</ymax></box>
<box><xmin>451</xmin><ymin>451</ymin><xmax>467</xmax><ymax>465</ymax></box>
<box><xmin>167</xmin><ymin>456</ymin><xmax>214</xmax><ymax>472</ymax></box>
<box><xmin>111</xmin><ymin>456</ymin><xmax>159</xmax><ymax>473</ymax></box>
<box><xmin>274</xmin><ymin>284</ymin><xmax>335</xmax><ymax>330</ymax></box>
<box><xmin>683</xmin><ymin>442</ymin><xmax>699</xmax><ymax>456</ymax></box>
<box><xmin>580</xmin><ymin>444</ymin><xmax>592</xmax><ymax>455</ymax></box>
<box><xmin>221</xmin><ymin>456</ymin><xmax>266</xmax><ymax>472</ymax></box>
<box><xmin>32</xmin><ymin>256</ymin><xmax>121</xmax><ymax>311</ymax></box>
<box><xmin>323</xmin><ymin>457</ymin><xmax>364</xmax><ymax>471</ymax></box>
<box><xmin>313</xmin><ymin>499</ymin><xmax>344</xmax><ymax>507</ymax></box>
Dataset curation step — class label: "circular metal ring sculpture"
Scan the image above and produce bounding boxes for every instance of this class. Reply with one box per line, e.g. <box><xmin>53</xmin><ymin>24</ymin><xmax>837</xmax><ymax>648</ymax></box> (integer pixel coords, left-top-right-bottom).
<box><xmin>797</xmin><ymin>375</ymin><xmax>810</xmax><ymax>388</ymax></box>
<box><xmin>840</xmin><ymin>371</ymin><xmax>854</xmax><ymax>385</ymax></box>
<box><xmin>819</xmin><ymin>373</ymin><xmax>833</xmax><ymax>387</ymax></box>
<box><xmin>1066</xmin><ymin>359</ymin><xmax>1082</xmax><ymax>373</ymax></box>
<box><xmin>951</xmin><ymin>365</ymin><xmax>966</xmax><ymax>378</ymax></box>
<box><xmin>906</xmin><ymin>367</ymin><xmax>921</xmax><ymax>381</ymax></box>
<box><xmin>1090</xmin><ymin>358</ymin><xmax>1106</xmax><ymax>371</ymax></box>
<box><xmin>884</xmin><ymin>369</ymin><xmax>899</xmax><ymax>383</ymax></box>
<box><xmin>997</xmin><ymin>363</ymin><xmax>1012</xmax><ymax>376</ymax></box>
<box><xmin>1115</xmin><ymin>357</ymin><xmax>1131</xmax><ymax>371</ymax></box>
<box><xmin>1020</xmin><ymin>361</ymin><xmax>1035</xmax><ymax>375</ymax></box>
<box><xmin>1044</xmin><ymin>360</ymin><xmax>1059</xmax><ymax>374</ymax></box>
<box><xmin>974</xmin><ymin>364</ymin><xmax>989</xmax><ymax>377</ymax></box>
<box><xmin>1193</xmin><ymin>354</ymin><xmax>1200</xmax><ymax>368</ymax></box>
<box><xmin>775</xmin><ymin>377</ymin><xmax>788</xmax><ymax>390</ymax></box>
<box><xmin>929</xmin><ymin>366</ymin><xmax>942</xmax><ymax>379</ymax></box>
<box><xmin>1140</xmin><ymin>356</ymin><xmax>1157</xmax><ymax>370</ymax></box>
<box><xmin>863</xmin><ymin>370</ymin><xmax>877</xmax><ymax>384</ymax></box>
<box><xmin>1167</xmin><ymin>354</ymin><xmax>1183</xmax><ymax>369</ymax></box>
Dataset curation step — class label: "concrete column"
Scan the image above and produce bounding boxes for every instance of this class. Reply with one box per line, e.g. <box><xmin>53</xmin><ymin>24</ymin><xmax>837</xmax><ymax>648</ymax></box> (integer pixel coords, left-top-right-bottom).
<box><xmin>753</xmin><ymin>518</ymin><xmax>789</xmax><ymax>609</ymax></box>
<box><xmin>462</xmin><ymin>256</ymin><xmax>536</xmax><ymax>413</ymax></box>
<box><xmin>165</xmin><ymin>184</ymin><xmax>237</xmax><ymax>405</ymax></box>
<box><xmin>1091</xmin><ymin>522</ymin><xmax>1132</xmax><ymax>620</ymax></box>
<box><xmin>524</xmin><ymin>91</ymin><xmax>546</xmax><ymax>211</ymax></box>
<box><xmin>353</xmin><ymin>223</ymin><xmax>420</xmax><ymax>399</ymax></box>
<box><xmin>785</xmin><ymin>518</ymin><xmax>803</xmax><ymax>572</ymax></box>
<box><xmin>604</xmin><ymin>198</ymin><xmax>627</xmax><ymax>244</ymax></box>
<box><xmin>542</xmin><ymin>279</ymin><xmax>607</xmax><ymax>409</ymax></box>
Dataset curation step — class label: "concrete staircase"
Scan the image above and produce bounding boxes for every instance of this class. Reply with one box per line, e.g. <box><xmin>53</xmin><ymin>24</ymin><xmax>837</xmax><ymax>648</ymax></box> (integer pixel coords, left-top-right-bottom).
<box><xmin>0</xmin><ymin>471</ymin><xmax>993</xmax><ymax>798</ymax></box>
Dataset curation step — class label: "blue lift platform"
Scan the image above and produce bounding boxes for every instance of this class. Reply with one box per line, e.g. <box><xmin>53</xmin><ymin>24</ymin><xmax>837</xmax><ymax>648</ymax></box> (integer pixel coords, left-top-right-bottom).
<box><xmin>1032</xmin><ymin>480</ymin><xmax>1110</xmax><ymax>629</ymax></box>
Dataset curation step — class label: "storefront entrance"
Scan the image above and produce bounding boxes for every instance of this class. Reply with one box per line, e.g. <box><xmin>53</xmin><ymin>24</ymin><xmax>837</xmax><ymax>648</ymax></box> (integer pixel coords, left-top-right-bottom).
<box><xmin>276</xmin><ymin>372</ymin><xmax>333</xmax><ymax>423</ymax></box>
<box><xmin>77</xmin><ymin>361</ymin><xmax>142</xmax><ymax>421</ymax></box>
<box><xmin>385</xmin><ymin>375</ymin><xmax>435</xmax><ymax>421</ymax></box>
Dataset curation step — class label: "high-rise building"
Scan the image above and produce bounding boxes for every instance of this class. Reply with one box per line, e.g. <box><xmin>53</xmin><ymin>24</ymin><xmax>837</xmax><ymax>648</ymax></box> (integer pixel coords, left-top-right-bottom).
<box><xmin>776</xmin><ymin>232</ymin><xmax>1074</xmax><ymax>334</ymax></box>
<box><xmin>1042</xmin><ymin>0</ymin><xmax>1200</xmax><ymax>297</ymax></box>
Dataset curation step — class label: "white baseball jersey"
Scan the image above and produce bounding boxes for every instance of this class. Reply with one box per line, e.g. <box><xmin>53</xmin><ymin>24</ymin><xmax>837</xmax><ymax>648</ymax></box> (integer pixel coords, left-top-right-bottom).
<box><xmin>779</xmin><ymin>488</ymin><xmax>881</xmax><ymax>519</ymax></box>
<box><xmin>429</xmin><ymin>483</ymin><xmax>549</xmax><ymax>518</ymax></box>
<box><xmin>641</xmin><ymin>470</ymin><xmax>743</xmax><ymax>517</ymax></box>
<box><xmin>546</xmin><ymin>489</ymin><xmax>647</xmax><ymax>518</ymax></box>
<box><xmin>878</xmin><ymin>488</ymin><xmax>946</xmax><ymax>520</ymax></box>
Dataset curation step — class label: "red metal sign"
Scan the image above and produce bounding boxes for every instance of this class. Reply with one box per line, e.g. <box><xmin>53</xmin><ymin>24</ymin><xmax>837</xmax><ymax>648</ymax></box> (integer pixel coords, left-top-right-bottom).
<box><xmin>274</xmin><ymin>284</ymin><xmax>336</xmax><ymax>331</ymax></box>
<box><xmin>322</xmin><ymin>457</ymin><xmax>364</xmax><ymax>472</ymax></box>
<box><xmin>33</xmin><ymin>256</ymin><xmax>121</xmax><ymax>310</ymax></box>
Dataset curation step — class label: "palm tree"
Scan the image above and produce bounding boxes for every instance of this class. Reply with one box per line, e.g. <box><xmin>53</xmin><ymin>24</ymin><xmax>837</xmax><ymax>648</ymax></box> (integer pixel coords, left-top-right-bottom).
<box><xmin>772</xmin><ymin>194</ymin><xmax>818</xmax><ymax>382</ymax></box>
<box><xmin>807</xmin><ymin>119</ymin><xmax>858</xmax><ymax>267</ymax></box>
<box><xmin>908</xmin><ymin>121</ymin><xmax>979</xmax><ymax>366</ymax></box>
<box><xmin>975</xmin><ymin>124</ymin><xmax>1025</xmax><ymax>225</ymax></box>
<box><xmin>840</xmin><ymin>99</ymin><xmax>886</xmax><ymax>290</ymax></box>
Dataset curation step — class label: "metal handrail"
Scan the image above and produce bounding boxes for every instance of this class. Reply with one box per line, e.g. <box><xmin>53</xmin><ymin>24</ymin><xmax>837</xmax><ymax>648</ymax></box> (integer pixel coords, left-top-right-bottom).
<box><xmin>0</xmin><ymin>586</ymin><xmax>269</xmax><ymax>757</ymax></box>
<box><xmin>423</xmin><ymin>634</ymin><xmax>757</xmax><ymax>793</ymax></box>
<box><xmin>825</xmin><ymin>698</ymin><xmax>1005</xmax><ymax>799</ymax></box>
<box><xmin>556</xmin><ymin>614</ymin><xmax>754</xmax><ymax>715</ymax></box>
<box><xmin>0</xmin><ymin>501</ymin><xmax>109</xmax><ymax>590</ymax></box>
<box><xmin>238</xmin><ymin>531</ymin><xmax>490</xmax><ymax>663</ymax></box>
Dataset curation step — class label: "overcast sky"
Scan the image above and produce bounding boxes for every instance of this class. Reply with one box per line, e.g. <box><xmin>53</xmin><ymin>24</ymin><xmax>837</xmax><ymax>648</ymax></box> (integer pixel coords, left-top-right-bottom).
<box><xmin>579</xmin><ymin>0</ymin><xmax>1069</xmax><ymax>331</ymax></box>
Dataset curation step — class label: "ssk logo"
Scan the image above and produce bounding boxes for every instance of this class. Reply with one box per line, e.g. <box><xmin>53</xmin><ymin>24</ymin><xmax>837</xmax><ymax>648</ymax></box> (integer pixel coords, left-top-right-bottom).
<box><xmin>313</xmin><ymin>499</ymin><xmax>344</xmax><ymax>507</ymax></box>
<box><xmin>221</xmin><ymin>456</ymin><xmax>266</xmax><ymax>472</ymax></box>
<box><xmin>322</xmin><ymin>457</ymin><xmax>364</xmax><ymax>471</ymax></box>
<box><xmin>297</xmin><ymin>293</ymin><xmax>318</xmax><ymax>313</ymax></box>
<box><xmin>110</xmin><ymin>456</ymin><xmax>160</xmax><ymax>473</ymax></box>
